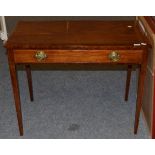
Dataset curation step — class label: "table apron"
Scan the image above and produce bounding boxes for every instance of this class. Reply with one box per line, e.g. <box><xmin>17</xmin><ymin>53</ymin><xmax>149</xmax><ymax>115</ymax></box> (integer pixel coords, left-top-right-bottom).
<box><xmin>13</xmin><ymin>49</ymin><xmax>144</xmax><ymax>64</ymax></box>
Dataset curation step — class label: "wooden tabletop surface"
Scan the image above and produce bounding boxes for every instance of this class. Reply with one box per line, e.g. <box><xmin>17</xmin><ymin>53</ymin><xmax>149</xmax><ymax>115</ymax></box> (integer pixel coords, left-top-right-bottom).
<box><xmin>5</xmin><ymin>20</ymin><xmax>149</xmax><ymax>50</ymax></box>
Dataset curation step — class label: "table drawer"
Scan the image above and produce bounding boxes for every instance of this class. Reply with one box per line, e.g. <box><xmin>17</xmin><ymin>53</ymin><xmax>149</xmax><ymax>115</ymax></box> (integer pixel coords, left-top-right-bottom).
<box><xmin>13</xmin><ymin>50</ymin><xmax>143</xmax><ymax>64</ymax></box>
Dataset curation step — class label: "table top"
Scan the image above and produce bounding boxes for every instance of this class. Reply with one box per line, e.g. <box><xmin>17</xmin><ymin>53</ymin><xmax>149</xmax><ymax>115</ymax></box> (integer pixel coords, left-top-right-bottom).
<box><xmin>5</xmin><ymin>20</ymin><xmax>149</xmax><ymax>50</ymax></box>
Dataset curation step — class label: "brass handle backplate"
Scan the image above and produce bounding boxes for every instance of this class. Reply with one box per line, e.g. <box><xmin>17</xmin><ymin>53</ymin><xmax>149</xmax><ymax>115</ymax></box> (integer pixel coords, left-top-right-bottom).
<box><xmin>35</xmin><ymin>51</ymin><xmax>47</xmax><ymax>61</ymax></box>
<box><xmin>108</xmin><ymin>51</ymin><xmax>120</xmax><ymax>62</ymax></box>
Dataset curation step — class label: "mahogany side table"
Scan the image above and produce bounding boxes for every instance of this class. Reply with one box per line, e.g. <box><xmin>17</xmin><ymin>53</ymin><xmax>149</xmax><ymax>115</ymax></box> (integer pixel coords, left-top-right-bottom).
<box><xmin>5</xmin><ymin>20</ymin><xmax>149</xmax><ymax>136</ymax></box>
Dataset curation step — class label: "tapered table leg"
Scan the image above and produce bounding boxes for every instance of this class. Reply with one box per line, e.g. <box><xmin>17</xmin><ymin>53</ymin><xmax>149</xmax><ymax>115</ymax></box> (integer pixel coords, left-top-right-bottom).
<box><xmin>25</xmin><ymin>65</ymin><xmax>34</xmax><ymax>101</ymax></box>
<box><xmin>125</xmin><ymin>65</ymin><xmax>132</xmax><ymax>101</ymax></box>
<box><xmin>134</xmin><ymin>50</ymin><xmax>148</xmax><ymax>134</ymax></box>
<box><xmin>8</xmin><ymin>51</ymin><xmax>23</xmax><ymax>136</ymax></box>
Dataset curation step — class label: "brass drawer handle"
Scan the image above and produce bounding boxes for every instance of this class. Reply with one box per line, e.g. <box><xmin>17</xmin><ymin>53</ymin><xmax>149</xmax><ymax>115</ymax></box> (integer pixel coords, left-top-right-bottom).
<box><xmin>35</xmin><ymin>51</ymin><xmax>47</xmax><ymax>61</ymax></box>
<box><xmin>108</xmin><ymin>51</ymin><xmax>120</xmax><ymax>62</ymax></box>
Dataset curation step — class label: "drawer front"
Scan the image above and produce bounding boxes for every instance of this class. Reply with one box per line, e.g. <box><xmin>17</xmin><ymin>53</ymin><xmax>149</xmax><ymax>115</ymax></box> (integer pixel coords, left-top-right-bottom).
<box><xmin>13</xmin><ymin>50</ymin><xmax>143</xmax><ymax>64</ymax></box>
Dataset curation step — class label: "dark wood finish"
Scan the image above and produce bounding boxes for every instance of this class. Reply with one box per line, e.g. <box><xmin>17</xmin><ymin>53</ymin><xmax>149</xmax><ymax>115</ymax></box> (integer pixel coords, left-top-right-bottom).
<box><xmin>5</xmin><ymin>21</ymin><xmax>149</xmax><ymax>50</ymax></box>
<box><xmin>144</xmin><ymin>16</ymin><xmax>155</xmax><ymax>33</ymax></box>
<box><xmin>25</xmin><ymin>65</ymin><xmax>34</xmax><ymax>101</ymax></box>
<box><xmin>125</xmin><ymin>65</ymin><xmax>132</xmax><ymax>101</ymax></box>
<box><xmin>8</xmin><ymin>50</ymin><xmax>23</xmax><ymax>136</ymax></box>
<box><xmin>14</xmin><ymin>50</ymin><xmax>144</xmax><ymax>64</ymax></box>
<box><xmin>134</xmin><ymin>50</ymin><xmax>148</xmax><ymax>134</ymax></box>
<box><xmin>5</xmin><ymin>21</ymin><xmax>149</xmax><ymax>136</ymax></box>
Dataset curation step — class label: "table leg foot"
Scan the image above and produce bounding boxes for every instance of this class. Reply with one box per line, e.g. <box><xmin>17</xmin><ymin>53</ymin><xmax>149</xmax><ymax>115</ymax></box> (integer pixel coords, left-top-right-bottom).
<box><xmin>134</xmin><ymin>113</ymin><xmax>139</xmax><ymax>134</ymax></box>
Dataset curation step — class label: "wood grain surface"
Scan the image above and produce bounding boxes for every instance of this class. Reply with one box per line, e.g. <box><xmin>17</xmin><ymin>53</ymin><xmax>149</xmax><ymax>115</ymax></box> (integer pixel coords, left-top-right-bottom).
<box><xmin>5</xmin><ymin>21</ymin><xmax>149</xmax><ymax>50</ymax></box>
